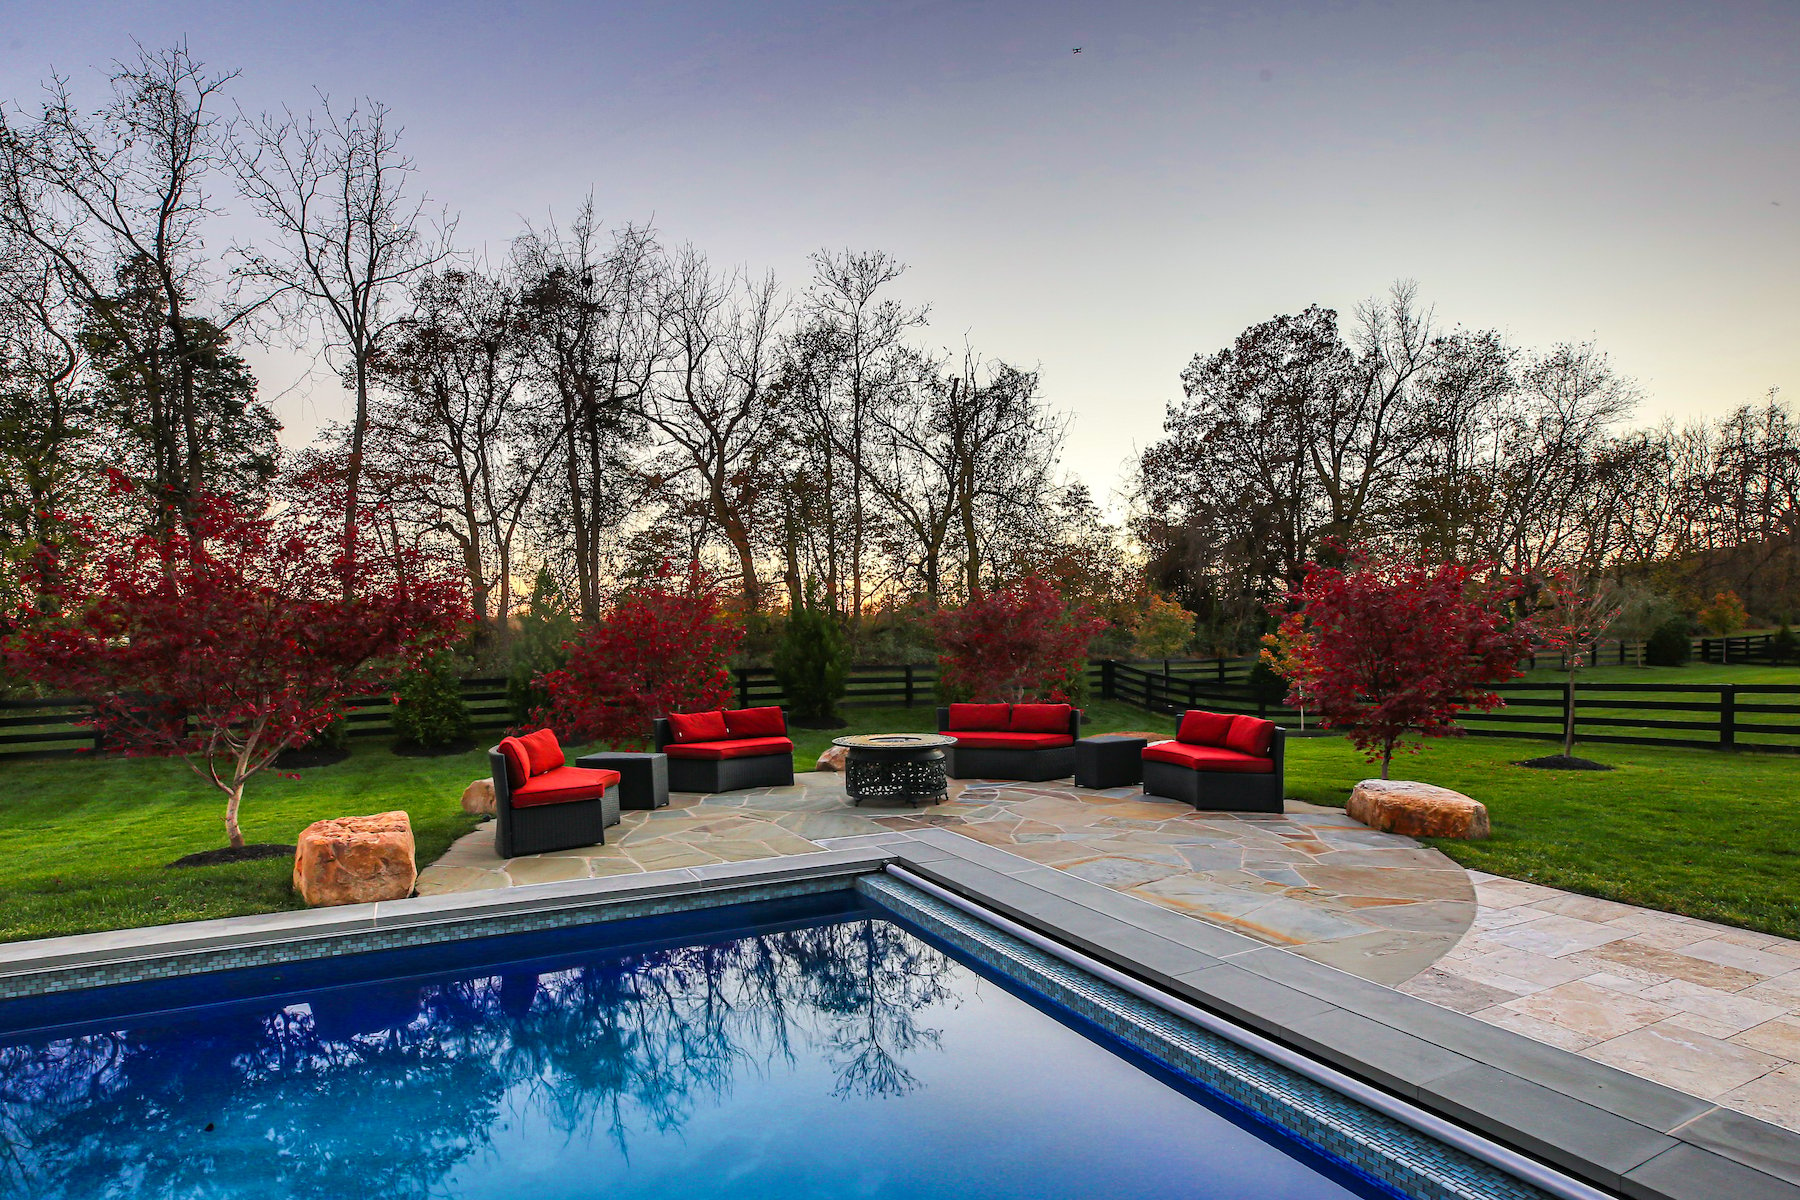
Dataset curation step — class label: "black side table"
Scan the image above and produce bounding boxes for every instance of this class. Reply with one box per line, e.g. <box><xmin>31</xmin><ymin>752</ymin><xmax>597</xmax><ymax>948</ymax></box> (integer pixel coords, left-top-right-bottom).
<box><xmin>575</xmin><ymin>751</ymin><xmax>669</xmax><ymax>812</ymax></box>
<box><xmin>1075</xmin><ymin>735</ymin><xmax>1148</xmax><ymax>789</ymax></box>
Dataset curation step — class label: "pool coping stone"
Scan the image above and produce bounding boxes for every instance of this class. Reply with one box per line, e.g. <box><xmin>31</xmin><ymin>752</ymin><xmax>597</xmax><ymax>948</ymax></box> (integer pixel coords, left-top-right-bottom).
<box><xmin>0</xmin><ymin>825</ymin><xmax>1794</xmax><ymax>1200</ymax></box>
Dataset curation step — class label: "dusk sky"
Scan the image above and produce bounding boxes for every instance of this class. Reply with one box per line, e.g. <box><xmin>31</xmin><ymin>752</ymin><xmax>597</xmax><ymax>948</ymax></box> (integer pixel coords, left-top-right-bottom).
<box><xmin>5</xmin><ymin>1</ymin><xmax>1796</xmax><ymax>510</ymax></box>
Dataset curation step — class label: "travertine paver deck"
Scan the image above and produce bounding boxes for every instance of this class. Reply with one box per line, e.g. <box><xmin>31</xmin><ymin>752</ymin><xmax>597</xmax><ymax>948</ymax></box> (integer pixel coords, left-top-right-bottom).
<box><xmin>1401</xmin><ymin>869</ymin><xmax>1800</xmax><ymax>1133</ymax></box>
<box><xmin>419</xmin><ymin>771</ymin><xmax>1475</xmax><ymax>985</ymax></box>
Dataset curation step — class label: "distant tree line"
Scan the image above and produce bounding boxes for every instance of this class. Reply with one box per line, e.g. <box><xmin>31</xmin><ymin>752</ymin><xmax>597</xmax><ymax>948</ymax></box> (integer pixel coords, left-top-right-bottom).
<box><xmin>0</xmin><ymin>46</ymin><xmax>1111</xmax><ymax>663</ymax></box>
<box><xmin>2</xmin><ymin>47</ymin><xmax>1790</xmax><ymax>665</ymax></box>
<box><xmin>1135</xmin><ymin>283</ymin><xmax>1798</xmax><ymax>649</ymax></box>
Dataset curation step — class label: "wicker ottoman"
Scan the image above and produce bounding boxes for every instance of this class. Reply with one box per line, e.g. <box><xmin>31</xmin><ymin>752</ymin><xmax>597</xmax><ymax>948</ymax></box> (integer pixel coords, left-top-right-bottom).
<box><xmin>1075</xmin><ymin>735</ymin><xmax>1148</xmax><ymax>789</ymax></box>
<box><xmin>575</xmin><ymin>752</ymin><xmax>669</xmax><ymax>811</ymax></box>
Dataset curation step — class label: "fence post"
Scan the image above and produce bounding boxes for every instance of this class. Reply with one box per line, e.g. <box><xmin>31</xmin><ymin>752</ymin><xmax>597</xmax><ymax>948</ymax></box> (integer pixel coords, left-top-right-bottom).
<box><xmin>904</xmin><ymin>664</ymin><xmax>915</xmax><ymax>708</ymax></box>
<box><xmin>1101</xmin><ymin>660</ymin><xmax>1116</xmax><ymax>701</ymax></box>
<box><xmin>737</xmin><ymin>668</ymin><xmax>749</xmax><ymax>709</ymax></box>
<box><xmin>1720</xmin><ymin>686</ymin><xmax>1736</xmax><ymax>750</ymax></box>
<box><xmin>1216</xmin><ymin>657</ymin><xmax>1226</xmax><ymax>682</ymax></box>
<box><xmin>1563</xmin><ymin>682</ymin><xmax>1573</xmax><ymax>748</ymax></box>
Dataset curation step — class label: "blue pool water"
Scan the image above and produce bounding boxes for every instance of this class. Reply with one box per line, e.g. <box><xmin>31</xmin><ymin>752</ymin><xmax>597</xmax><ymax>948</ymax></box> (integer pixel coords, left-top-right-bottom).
<box><xmin>0</xmin><ymin>892</ymin><xmax>1397</xmax><ymax>1199</ymax></box>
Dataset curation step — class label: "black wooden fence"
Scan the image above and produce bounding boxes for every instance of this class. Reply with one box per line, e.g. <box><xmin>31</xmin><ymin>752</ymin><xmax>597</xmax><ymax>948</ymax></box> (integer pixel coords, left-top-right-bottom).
<box><xmin>1099</xmin><ymin>661</ymin><xmax>1800</xmax><ymax>754</ymax></box>
<box><xmin>5</xmin><ymin>652</ymin><xmax>1798</xmax><ymax>761</ymax></box>
<box><xmin>0</xmin><ymin>677</ymin><xmax>515</xmax><ymax>760</ymax></box>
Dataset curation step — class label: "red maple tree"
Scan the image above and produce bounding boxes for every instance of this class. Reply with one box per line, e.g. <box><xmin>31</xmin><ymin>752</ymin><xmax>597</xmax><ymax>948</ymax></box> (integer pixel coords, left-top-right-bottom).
<box><xmin>5</xmin><ymin>482</ymin><xmax>469</xmax><ymax>849</ymax></box>
<box><xmin>932</xmin><ymin>575</ymin><xmax>1106</xmax><ymax>703</ymax></box>
<box><xmin>1531</xmin><ymin>570</ymin><xmax>1623</xmax><ymax>758</ymax></box>
<box><xmin>1272</xmin><ymin>547</ymin><xmax>1531</xmax><ymax>777</ymax></box>
<box><xmin>536</xmin><ymin>562</ymin><xmax>742</xmax><ymax>748</ymax></box>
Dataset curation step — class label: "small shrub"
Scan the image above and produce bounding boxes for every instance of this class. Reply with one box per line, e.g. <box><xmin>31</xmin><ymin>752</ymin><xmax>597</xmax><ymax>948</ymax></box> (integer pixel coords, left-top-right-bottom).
<box><xmin>508</xmin><ymin>569</ymin><xmax>577</xmax><ymax>723</ymax></box>
<box><xmin>1645</xmin><ymin>620</ymin><xmax>1692</xmax><ymax>667</ymax></box>
<box><xmin>1131</xmin><ymin>593</ymin><xmax>1196</xmax><ymax>659</ymax></box>
<box><xmin>1696</xmin><ymin>589</ymin><xmax>1750</xmax><ymax>637</ymax></box>
<box><xmin>392</xmin><ymin>653</ymin><xmax>473</xmax><ymax>749</ymax></box>
<box><xmin>931</xmin><ymin>576</ymin><xmax>1106</xmax><ymax>704</ymax></box>
<box><xmin>1773</xmin><ymin>625</ymin><xmax>1797</xmax><ymax>665</ymax></box>
<box><xmin>536</xmin><ymin>562</ymin><xmax>741</xmax><ymax>748</ymax></box>
<box><xmin>773</xmin><ymin>600</ymin><xmax>848</xmax><ymax>725</ymax></box>
<box><xmin>1247</xmin><ymin>659</ymin><xmax>1288</xmax><ymax>705</ymax></box>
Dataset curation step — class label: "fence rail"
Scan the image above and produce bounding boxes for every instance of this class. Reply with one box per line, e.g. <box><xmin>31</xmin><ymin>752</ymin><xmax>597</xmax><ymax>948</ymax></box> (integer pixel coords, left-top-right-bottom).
<box><xmin>1099</xmin><ymin>662</ymin><xmax>1800</xmax><ymax>754</ymax></box>
<box><xmin>3</xmin><ymin>650</ymin><xmax>1797</xmax><ymax>761</ymax></box>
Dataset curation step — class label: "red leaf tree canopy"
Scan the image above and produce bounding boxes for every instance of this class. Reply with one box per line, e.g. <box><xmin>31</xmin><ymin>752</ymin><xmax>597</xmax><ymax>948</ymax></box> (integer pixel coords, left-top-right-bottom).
<box><xmin>932</xmin><ymin>575</ymin><xmax>1106</xmax><ymax>703</ymax></box>
<box><xmin>5</xmin><ymin>483</ymin><xmax>470</xmax><ymax>849</ymax></box>
<box><xmin>536</xmin><ymin>563</ymin><xmax>743</xmax><ymax>748</ymax></box>
<box><xmin>1272</xmin><ymin>547</ymin><xmax>1531</xmax><ymax>777</ymax></box>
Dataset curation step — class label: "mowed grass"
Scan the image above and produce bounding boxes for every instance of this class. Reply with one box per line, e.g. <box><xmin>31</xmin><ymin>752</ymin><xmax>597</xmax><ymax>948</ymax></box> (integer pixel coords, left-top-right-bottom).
<box><xmin>1282</xmin><ymin>735</ymin><xmax>1800</xmax><ymax>940</ymax></box>
<box><xmin>2</xmin><ymin>699</ymin><xmax>1797</xmax><ymax>946</ymax></box>
<box><xmin>0</xmin><ymin>743</ymin><xmax>490</xmax><ymax>944</ymax></box>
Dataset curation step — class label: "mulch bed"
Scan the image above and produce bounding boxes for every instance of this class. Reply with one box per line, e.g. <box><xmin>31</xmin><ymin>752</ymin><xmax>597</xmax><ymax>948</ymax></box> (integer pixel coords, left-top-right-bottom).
<box><xmin>273</xmin><ymin>746</ymin><xmax>351</xmax><ymax>769</ymax></box>
<box><xmin>168</xmin><ymin>843</ymin><xmax>295</xmax><ymax>869</ymax></box>
<box><xmin>1516</xmin><ymin>754</ymin><xmax>1616</xmax><ymax>771</ymax></box>
<box><xmin>391</xmin><ymin>737</ymin><xmax>480</xmax><ymax>758</ymax></box>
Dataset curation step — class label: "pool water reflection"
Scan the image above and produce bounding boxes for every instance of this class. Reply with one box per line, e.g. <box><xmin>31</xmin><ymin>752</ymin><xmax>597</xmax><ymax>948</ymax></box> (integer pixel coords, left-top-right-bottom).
<box><xmin>0</xmin><ymin>894</ymin><xmax>1393</xmax><ymax>1199</ymax></box>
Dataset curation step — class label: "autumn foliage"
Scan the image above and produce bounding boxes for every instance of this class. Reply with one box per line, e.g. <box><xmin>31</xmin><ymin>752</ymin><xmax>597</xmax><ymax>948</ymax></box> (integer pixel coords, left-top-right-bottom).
<box><xmin>932</xmin><ymin>575</ymin><xmax>1106</xmax><ymax>703</ymax></box>
<box><xmin>1270</xmin><ymin>547</ymin><xmax>1531</xmax><ymax>777</ymax></box>
<box><xmin>4</xmin><ymin>482</ymin><xmax>470</xmax><ymax>848</ymax></box>
<box><xmin>536</xmin><ymin>563</ymin><xmax>742</xmax><ymax>748</ymax></box>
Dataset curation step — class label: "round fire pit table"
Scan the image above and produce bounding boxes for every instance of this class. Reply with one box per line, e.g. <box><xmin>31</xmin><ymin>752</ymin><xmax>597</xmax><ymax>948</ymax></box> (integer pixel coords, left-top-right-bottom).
<box><xmin>832</xmin><ymin>733</ymin><xmax>955</xmax><ymax>807</ymax></box>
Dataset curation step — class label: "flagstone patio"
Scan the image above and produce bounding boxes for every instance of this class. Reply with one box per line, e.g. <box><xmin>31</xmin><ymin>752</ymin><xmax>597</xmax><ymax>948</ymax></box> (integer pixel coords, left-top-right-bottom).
<box><xmin>1401</xmin><ymin>869</ymin><xmax>1800</xmax><ymax>1133</ymax></box>
<box><xmin>419</xmin><ymin>771</ymin><xmax>1477</xmax><ymax>985</ymax></box>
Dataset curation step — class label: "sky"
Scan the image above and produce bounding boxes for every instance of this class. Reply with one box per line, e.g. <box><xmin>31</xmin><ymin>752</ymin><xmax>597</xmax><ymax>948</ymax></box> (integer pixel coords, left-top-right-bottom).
<box><xmin>4</xmin><ymin>0</ymin><xmax>1796</xmax><ymax>511</ymax></box>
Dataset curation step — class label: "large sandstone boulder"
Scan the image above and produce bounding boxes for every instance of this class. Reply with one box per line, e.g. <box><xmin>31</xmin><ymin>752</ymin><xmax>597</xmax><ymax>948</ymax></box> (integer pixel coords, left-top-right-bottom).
<box><xmin>461</xmin><ymin>778</ymin><xmax>496</xmax><ymax>816</ymax></box>
<box><xmin>816</xmin><ymin>746</ymin><xmax>848</xmax><ymax>772</ymax></box>
<box><xmin>293</xmin><ymin>811</ymin><xmax>417</xmax><ymax>907</ymax></box>
<box><xmin>1348</xmin><ymin>779</ymin><xmax>1489</xmax><ymax>840</ymax></box>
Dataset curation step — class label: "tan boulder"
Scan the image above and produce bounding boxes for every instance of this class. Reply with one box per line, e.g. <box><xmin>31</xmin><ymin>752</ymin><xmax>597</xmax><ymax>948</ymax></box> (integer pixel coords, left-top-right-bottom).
<box><xmin>293</xmin><ymin>811</ymin><xmax>417</xmax><ymax>907</ymax></box>
<box><xmin>461</xmin><ymin>778</ymin><xmax>496</xmax><ymax>816</ymax></box>
<box><xmin>1348</xmin><ymin>779</ymin><xmax>1489</xmax><ymax>840</ymax></box>
<box><xmin>815</xmin><ymin>746</ymin><xmax>849</xmax><ymax>772</ymax></box>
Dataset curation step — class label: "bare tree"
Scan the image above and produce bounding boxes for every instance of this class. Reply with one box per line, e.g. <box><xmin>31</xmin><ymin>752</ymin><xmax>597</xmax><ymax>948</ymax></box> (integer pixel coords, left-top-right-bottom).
<box><xmin>642</xmin><ymin>247</ymin><xmax>785</xmax><ymax>609</ymax></box>
<box><xmin>514</xmin><ymin>205</ymin><xmax>661</xmax><ymax>619</ymax></box>
<box><xmin>230</xmin><ymin>94</ymin><xmax>453</xmax><ymax>549</ymax></box>
<box><xmin>0</xmin><ymin>43</ymin><xmax>254</xmax><ymax>524</ymax></box>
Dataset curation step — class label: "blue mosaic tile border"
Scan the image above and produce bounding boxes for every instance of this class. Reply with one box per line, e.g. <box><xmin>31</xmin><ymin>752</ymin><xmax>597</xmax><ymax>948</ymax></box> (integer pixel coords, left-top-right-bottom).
<box><xmin>858</xmin><ymin>874</ymin><xmax>1551</xmax><ymax>1200</ymax></box>
<box><xmin>0</xmin><ymin>876</ymin><xmax>853</xmax><ymax>1001</ymax></box>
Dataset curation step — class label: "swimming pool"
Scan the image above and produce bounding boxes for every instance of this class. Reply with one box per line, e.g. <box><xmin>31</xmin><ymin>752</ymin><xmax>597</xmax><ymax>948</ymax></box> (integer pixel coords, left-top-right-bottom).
<box><xmin>0</xmin><ymin>888</ymin><xmax>1410</xmax><ymax>1199</ymax></box>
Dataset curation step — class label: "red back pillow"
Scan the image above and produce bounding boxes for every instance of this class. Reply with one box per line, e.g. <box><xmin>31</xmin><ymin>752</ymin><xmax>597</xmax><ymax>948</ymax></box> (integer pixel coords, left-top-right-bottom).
<box><xmin>1177</xmin><ymin>710</ymin><xmax>1236</xmax><ymax>747</ymax></box>
<box><xmin>1010</xmin><ymin>703</ymin><xmax>1073</xmax><ymax>734</ymax></box>
<box><xmin>668</xmin><ymin>709</ymin><xmax>728</xmax><ymax>743</ymax></box>
<box><xmin>520</xmin><ymin>728</ymin><xmax>564</xmax><ymax>775</ymax></box>
<box><xmin>724</xmin><ymin>706</ymin><xmax>787</xmax><ymax>738</ymax></box>
<box><xmin>1225</xmin><ymin>715</ymin><xmax>1277</xmax><ymax>758</ymax></box>
<box><xmin>497</xmin><ymin>736</ymin><xmax>531</xmax><ymax>788</ymax></box>
<box><xmin>948</xmin><ymin>703</ymin><xmax>1011</xmax><ymax>731</ymax></box>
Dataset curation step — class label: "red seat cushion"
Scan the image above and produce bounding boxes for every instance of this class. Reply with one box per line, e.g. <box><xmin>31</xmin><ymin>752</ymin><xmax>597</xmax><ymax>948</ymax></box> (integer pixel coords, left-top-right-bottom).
<box><xmin>668</xmin><ymin>709</ymin><xmax>728</xmax><ymax>742</ymax></box>
<box><xmin>519</xmin><ymin>727</ymin><xmax>565</xmax><ymax>776</ymax></box>
<box><xmin>724</xmin><ymin>706</ymin><xmax>787</xmax><ymax>737</ymax></box>
<box><xmin>497</xmin><ymin>736</ymin><xmax>531</xmax><ymax>789</ymax></box>
<box><xmin>1142</xmin><ymin>741</ymin><xmax>1273</xmax><ymax>774</ymax></box>
<box><xmin>948</xmin><ymin>731</ymin><xmax>1074</xmax><ymax>750</ymax></box>
<box><xmin>1225</xmin><ymin>715</ymin><xmax>1277</xmax><ymax>758</ymax></box>
<box><xmin>510</xmin><ymin>765</ymin><xmax>621</xmax><ymax>808</ymax></box>
<box><xmin>948</xmin><ymin>703</ymin><xmax>1011</xmax><ymax>731</ymax></box>
<box><xmin>1010</xmin><ymin>703</ymin><xmax>1073</xmax><ymax>734</ymax></box>
<box><xmin>1177</xmin><ymin>710</ymin><xmax>1235</xmax><ymax>747</ymax></box>
<box><xmin>664</xmin><ymin>736</ymin><xmax>795</xmax><ymax>760</ymax></box>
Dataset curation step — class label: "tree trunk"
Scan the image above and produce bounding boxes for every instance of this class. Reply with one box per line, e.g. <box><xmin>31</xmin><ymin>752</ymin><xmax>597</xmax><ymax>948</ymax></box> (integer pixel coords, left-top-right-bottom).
<box><xmin>224</xmin><ymin>783</ymin><xmax>245</xmax><ymax>849</ymax></box>
<box><xmin>1564</xmin><ymin>672</ymin><xmax>1577</xmax><ymax>758</ymax></box>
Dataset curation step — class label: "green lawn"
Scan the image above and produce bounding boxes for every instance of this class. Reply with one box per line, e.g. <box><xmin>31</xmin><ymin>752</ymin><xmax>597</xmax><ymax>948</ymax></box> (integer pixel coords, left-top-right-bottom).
<box><xmin>0</xmin><ymin>745</ymin><xmax>490</xmax><ymax>944</ymax></box>
<box><xmin>1</xmin><ymin>702</ymin><xmax>1796</xmax><ymax>947</ymax></box>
